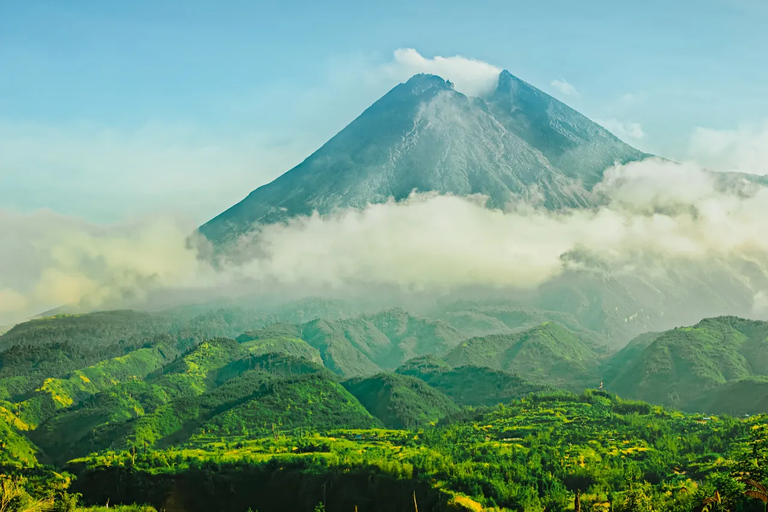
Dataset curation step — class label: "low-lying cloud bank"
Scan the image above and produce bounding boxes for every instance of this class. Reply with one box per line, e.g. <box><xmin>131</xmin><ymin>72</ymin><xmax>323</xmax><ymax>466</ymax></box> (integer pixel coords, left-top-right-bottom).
<box><xmin>3</xmin><ymin>158</ymin><xmax>768</xmax><ymax>326</ymax></box>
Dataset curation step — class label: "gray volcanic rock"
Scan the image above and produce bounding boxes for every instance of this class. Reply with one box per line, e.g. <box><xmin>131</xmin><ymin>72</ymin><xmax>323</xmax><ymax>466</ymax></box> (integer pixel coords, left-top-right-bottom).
<box><xmin>199</xmin><ymin>71</ymin><xmax>647</xmax><ymax>245</ymax></box>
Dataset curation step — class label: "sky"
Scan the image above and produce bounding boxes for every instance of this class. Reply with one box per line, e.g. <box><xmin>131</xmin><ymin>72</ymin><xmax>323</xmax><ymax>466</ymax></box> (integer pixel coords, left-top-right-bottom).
<box><xmin>1</xmin><ymin>0</ymin><xmax>768</xmax><ymax>225</ymax></box>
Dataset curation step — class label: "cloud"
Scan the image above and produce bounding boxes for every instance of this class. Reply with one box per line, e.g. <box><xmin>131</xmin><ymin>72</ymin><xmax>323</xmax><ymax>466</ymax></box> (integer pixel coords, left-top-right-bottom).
<box><xmin>550</xmin><ymin>79</ymin><xmax>579</xmax><ymax>97</ymax></box>
<box><xmin>596</xmin><ymin>118</ymin><xmax>646</xmax><ymax>140</ymax></box>
<box><xmin>235</xmin><ymin>159</ymin><xmax>768</xmax><ymax>290</ymax></box>
<box><xmin>689</xmin><ymin>122</ymin><xmax>768</xmax><ymax>174</ymax></box>
<box><xmin>5</xmin><ymin>157</ymin><xmax>768</xmax><ymax>327</ymax></box>
<box><xmin>382</xmin><ymin>48</ymin><xmax>502</xmax><ymax>97</ymax></box>
<box><xmin>0</xmin><ymin>209</ymin><xmax>210</xmax><ymax>325</ymax></box>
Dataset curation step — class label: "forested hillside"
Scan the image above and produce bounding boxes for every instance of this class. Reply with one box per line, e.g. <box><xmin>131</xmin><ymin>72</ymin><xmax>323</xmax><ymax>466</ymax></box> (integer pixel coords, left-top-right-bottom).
<box><xmin>445</xmin><ymin>322</ymin><xmax>604</xmax><ymax>391</ymax></box>
<box><xmin>342</xmin><ymin>373</ymin><xmax>458</xmax><ymax>428</ymax></box>
<box><xmin>606</xmin><ymin>316</ymin><xmax>768</xmax><ymax>412</ymax></box>
<box><xmin>3</xmin><ymin>308</ymin><xmax>768</xmax><ymax>511</ymax></box>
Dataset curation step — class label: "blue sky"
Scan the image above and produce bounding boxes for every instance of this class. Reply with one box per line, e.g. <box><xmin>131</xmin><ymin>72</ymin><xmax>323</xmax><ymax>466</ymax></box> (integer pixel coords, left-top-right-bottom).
<box><xmin>2</xmin><ymin>0</ymin><xmax>768</xmax><ymax>223</ymax></box>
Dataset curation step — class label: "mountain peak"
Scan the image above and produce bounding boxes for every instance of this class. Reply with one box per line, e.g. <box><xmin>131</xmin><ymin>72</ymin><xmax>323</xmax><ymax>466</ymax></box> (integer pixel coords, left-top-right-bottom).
<box><xmin>199</xmin><ymin>69</ymin><xmax>648</xmax><ymax>245</ymax></box>
<box><xmin>404</xmin><ymin>73</ymin><xmax>454</xmax><ymax>94</ymax></box>
<box><xmin>497</xmin><ymin>69</ymin><xmax>515</xmax><ymax>80</ymax></box>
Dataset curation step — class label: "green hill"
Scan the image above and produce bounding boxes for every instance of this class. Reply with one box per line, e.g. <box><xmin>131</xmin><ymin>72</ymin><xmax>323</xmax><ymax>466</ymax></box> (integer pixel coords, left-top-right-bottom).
<box><xmin>607</xmin><ymin>316</ymin><xmax>768</xmax><ymax>409</ymax></box>
<box><xmin>342</xmin><ymin>373</ymin><xmax>458</xmax><ymax>428</ymax></box>
<box><xmin>199</xmin><ymin>373</ymin><xmax>380</xmax><ymax>438</ymax></box>
<box><xmin>444</xmin><ymin>322</ymin><xmax>603</xmax><ymax>391</ymax></box>
<box><xmin>236</xmin><ymin>324</ymin><xmax>323</xmax><ymax>363</ymax></box>
<box><xmin>688</xmin><ymin>377</ymin><xmax>768</xmax><ymax>415</ymax></box>
<box><xmin>437</xmin><ymin>302</ymin><xmax>589</xmax><ymax>338</ymax></box>
<box><xmin>600</xmin><ymin>331</ymin><xmax>662</xmax><ymax>385</ymax></box>
<box><xmin>17</xmin><ymin>344</ymin><xmax>184</xmax><ymax>428</ymax></box>
<box><xmin>0</xmin><ymin>404</ymin><xmax>38</xmax><ymax>466</ymax></box>
<box><xmin>42</xmin><ymin>354</ymin><xmax>363</xmax><ymax>461</ymax></box>
<box><xmin>30</xmin><ymin>339</ymin><xmax>253</xmax><ymax>461</ymax></box>
<box><xmin>397</xmin><ymin>355</ymin><xmax>545</xmax><ymax>406</ymax></box>
<box><xmin>296</xmin><ymin>308</ymin><xmax>465</xmax><ymax>376</ymax></box>
<box><xmin>234</xmin><ymin>309</ymin><xmax>464</xmax><ymax>377</ymax></box>
<box><xmin>0</xmin><ymin>310</ymin><xmax>168</xmax><ymax>352</ymax></box>
<box><xmin>0</xmin><ymin>308</ymin><xmax>269</xmax><ymax>402</ymax></box>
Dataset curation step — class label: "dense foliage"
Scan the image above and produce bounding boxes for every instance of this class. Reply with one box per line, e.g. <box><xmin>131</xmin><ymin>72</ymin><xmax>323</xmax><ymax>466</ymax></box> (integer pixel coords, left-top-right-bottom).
<box><xmin>606</xmin><ymin>317</ymin><xmax>768</xmax><ymax>413</ymax></box>
<box><xmin>342</xmin><ymin>373</ymin><xmax>459</xmax><ymax>428</ymax></box>
<box><xmin>3</xmin><ymin>309</ymin><xmax>768</xmax><ymax>511</ymax></box>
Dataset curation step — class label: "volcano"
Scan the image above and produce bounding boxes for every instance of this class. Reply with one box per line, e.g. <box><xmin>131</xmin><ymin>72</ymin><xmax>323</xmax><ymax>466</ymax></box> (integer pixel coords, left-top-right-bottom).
<box><xmin>199</xmin><ymin>70</ymin><xmax>647</xmax><ymax>245</ymax></box>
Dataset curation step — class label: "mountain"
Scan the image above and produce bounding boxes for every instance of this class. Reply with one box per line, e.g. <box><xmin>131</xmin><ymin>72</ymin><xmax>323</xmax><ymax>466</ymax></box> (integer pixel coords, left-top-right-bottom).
<box><xmin>342</xmin><ymin>372</ymin><xmax>458</xmax><ymax>428</ymax></box>
<box><xmin>238</xmin><ymin>308</ymin><xmax>465</xmax><ymax>377</ymax></box>
<box><xmin>445</xmin><ymin>322</ymin><xmax>604</xmax><ymax>391</ymax></box>
<box><xmin>236</xmin><ymin>324</ymin><xmax>324</xmax><ymax>364</ymax></box>
<box><xmin>606</xmin><ymin>316</ymin><xmax>768</xmax><ymax>410</ymax></box>
<box><xmin>396</xmin><ymin>355</ymin><xmax>546</xmax><ymax>407</ymax></box>
<box><xmin>434</xmin><ymin>301</ymin><xmax>599</xmax><ymax>340</ymax></box>
<box><xmin>200</xmin><ymin>71</ymin><xmax>646</xmax><ymax>245</ymax></box>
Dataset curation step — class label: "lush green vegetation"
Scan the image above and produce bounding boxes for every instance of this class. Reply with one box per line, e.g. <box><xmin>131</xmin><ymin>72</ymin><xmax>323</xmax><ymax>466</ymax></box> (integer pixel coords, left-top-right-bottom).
<box><xmin>4</xmin><ymin>309</ymin><xmax>768</xmax><ymax>511</ymax></box>
<box><xmin>436</xmin><ymin>302</ymin><xmax>588</xmax><ymax>339</ymax></box>
<box><xmin>445</xmin><ymin>322</ymin><xmax>604</xmax><ymax>391</ymax></box>
<box><xmin>396</xmin><ymin>355</ymin><xmax>546</xmax><ymax>406</ymax></box>
<box><xmin>297</xmin><ymin>308</ymin><xmax>465</xmax><ymax>376</ymax></box>
<box><xmin>342</xmin><ymin>372</ymin><xmax>458</xmax><ymax>428</ymax></box>
<box><xmin>606</xmin><ymin>317</ymin><xmax>768</xmax><ymax>412</ymax></box>
<box><xmin>7</xmin><ymin>391</ymin><xmax>762</xmax><ymax>512</ymax></box>
<box><xmin>0</xmin><ymin>405</ymin><xmax>38</xmax><ymax>467</ymax></box>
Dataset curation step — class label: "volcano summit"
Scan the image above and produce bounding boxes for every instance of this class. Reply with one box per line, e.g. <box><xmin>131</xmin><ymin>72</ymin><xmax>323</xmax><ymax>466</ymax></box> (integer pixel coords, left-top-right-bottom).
<box><xmin>200</xmin><ymin>70</ymin><xmax>648</xmax><ymax>245</ymax></box>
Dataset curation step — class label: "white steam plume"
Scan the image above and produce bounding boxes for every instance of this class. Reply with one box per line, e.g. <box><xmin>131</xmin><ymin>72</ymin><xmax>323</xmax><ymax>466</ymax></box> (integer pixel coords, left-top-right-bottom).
<box><xmin>383</xmin><ymin>48</ymin><xmax>502</xmax><ymax>97</ymax></box>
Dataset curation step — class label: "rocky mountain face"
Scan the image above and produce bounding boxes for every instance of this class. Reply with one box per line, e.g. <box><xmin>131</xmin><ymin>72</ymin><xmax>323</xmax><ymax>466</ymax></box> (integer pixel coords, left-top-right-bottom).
<box><xmin>199</xmin><ymin>71</ymin><xmax>646</xmax><ymax>245</ymax></box>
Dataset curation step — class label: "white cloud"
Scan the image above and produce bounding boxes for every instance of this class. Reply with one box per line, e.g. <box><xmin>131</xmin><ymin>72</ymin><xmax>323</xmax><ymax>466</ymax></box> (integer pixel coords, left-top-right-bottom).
<box><xmin>551</xmin><ymin>79</ymin><xmax>580</xmax><ymax>97</ymax></box>
<box><xmin>6</xmin><ymin>158</ymin><xmax>768</xmax><ymax>325</ymax></box>
<box><xmin>689</xmin><ymin>122</ymin><xmax>768</xmax><ymax>174</ymax></box>
<box><xmin>0</xmin><ymin>209</ymin><xmax>212</xmax><ymax>325</ymax></box>
<box><xmin>596</xmin><ymin>118</ymin><xmax>646</xmax><ymax>140</ymax></box>
<box><xmin>382</xmin><ymin>48</ymin><xmax>502</xmax><ymax>97</ymax></box>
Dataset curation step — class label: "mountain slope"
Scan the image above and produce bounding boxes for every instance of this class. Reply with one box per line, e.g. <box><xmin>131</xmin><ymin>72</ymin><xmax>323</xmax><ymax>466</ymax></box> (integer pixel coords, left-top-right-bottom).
<box><xmin>396</xmin><ymin>355</ymin><xmax>545</xmax><ymax>407</ymax></box>
<box><xmin>29</xmin><ymin>338</ymin><xmax>250</xmax><ymax>461</ymax></box>
<box><xmin>200</xmin><ymin>71</ymin><xmax>645</xmax><ymax>245</ymax></box>
<box><xmin>295</xmin><ymin>308</ymin><xmax>465</xmax><ymax>376</ymax></box>
<box><xmin>342</xmin><ymin>372</ymin><xmax>458</xmax><ymax>428</ymax></box>
<box><xmin>199</xmin><ymin>373</ymin><xmax>380</xmax><ymax>438</ymax></box>
<box><xmin>487</xmin><ymin>70</ymin><xmax>646</xmax><ymax>188</ymax></box>
<box><xmin>607</xmin><ymin>316</ymin><xmax>768</xmax><ymax>409</ymax></box>
<box><xmin>445</xmin><ymin>322</ymin><xmax>603</xmax><ymax>391</ymax></box>
<box><xmin>0</xmin><ymin>404</ymin><xmax>38</xmax><ymax>466</ymax></box>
